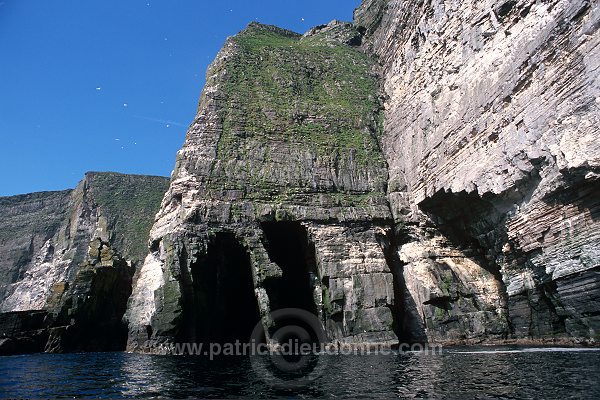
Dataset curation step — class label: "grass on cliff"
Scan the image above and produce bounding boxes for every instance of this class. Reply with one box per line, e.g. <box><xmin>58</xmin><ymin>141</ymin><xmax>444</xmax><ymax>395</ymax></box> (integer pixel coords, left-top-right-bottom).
<box><xmin>86</xmin><ymin>172</ymin><xmax>170</xmax><ymax>265</ymax></box>
<box><xmin>216</xmin><ymin>24</ymin><xmax>385</xmax><ymax>167</ymax></box>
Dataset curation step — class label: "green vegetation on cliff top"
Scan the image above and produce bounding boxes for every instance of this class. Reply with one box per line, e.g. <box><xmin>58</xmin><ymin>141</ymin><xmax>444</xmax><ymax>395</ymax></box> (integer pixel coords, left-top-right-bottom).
<box><xmin>216</xmin><ymin>23</ymin><xmax>384</xmax><ymax>166</ymax></box>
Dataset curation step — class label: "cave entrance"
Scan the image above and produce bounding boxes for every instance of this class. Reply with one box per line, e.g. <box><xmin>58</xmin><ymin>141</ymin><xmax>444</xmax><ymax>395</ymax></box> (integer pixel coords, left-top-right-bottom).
<box><xmin>418</xmin><ymin>190</ymin><xmax>507</xmax><ymax>282</ymax></box>
<box><xmin>261</xmin><ymin>221</ymin><xmax>321</xmax><ymax>344</ymax></box>
<box><xmin>190</xmin><ymin>232</ymin><xmax>261</xmax><ymax>345</ymax></box>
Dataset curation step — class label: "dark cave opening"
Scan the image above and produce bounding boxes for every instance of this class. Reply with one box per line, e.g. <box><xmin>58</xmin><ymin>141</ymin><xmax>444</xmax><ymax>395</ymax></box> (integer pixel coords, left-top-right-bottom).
<box><xmin>261</xmin><ymin>221</ymin><xmax>321</xmax><ymax>344</ymax></box>
<box><xmin>189</xmin><ymin>232</ymin><xmax>261</xmax><ymax>345</ymax></box>
<box><xmin>418</xmin><ymin>190</ymin><xmax>506</xmax><ymax>282</ymax></box>
<box><xmin>418</xmin><ymin>189</ymin><xmax>513</xmax><ymax>335</ymax></box>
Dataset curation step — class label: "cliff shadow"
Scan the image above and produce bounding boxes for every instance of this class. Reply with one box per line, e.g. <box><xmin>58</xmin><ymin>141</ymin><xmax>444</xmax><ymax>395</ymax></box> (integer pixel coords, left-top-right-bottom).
<box><xmin>417</xmin><ymin>189</ymin><xmax>513</xmax><ymax>339</ymax></box>
<box><xmin>260</xmin><ymin>221</ymin><xmax>321</xmax><ymax>344</ymax></box>
<box><xmin>380</xmin><ymin>227</ymin><xmax>429</xmax><ymax>344</ymax></box>
<box><xmin>542</xmin><ymin>178</ymin><xmax>600</xmax><ymax>222</ymax></box>
<box><xmin>185</xmin><ymin>232</ymin><xmax>261</xmax><ymax>345</ymax></box>
<box><xmin>419</xmin><ymin>190</ymin><xmax>508</xmax><ymax>282</ymax></box>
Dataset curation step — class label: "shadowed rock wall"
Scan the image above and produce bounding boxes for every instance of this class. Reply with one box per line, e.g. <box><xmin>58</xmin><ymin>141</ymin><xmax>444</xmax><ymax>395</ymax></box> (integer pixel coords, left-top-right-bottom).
<box><xmin>0</xmin><ymin>172</ymin><xmax>169</xmax><ymax>354</ymax></box>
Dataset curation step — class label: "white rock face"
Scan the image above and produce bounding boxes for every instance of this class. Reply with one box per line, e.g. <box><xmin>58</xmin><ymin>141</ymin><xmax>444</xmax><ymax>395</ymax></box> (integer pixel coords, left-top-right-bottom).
<box><xmin>127</xmin><ymin>2</ymin><xmax>598</xmax><ymax>348</ymax></box>
<box><xmin>0</xmin><ymin>180</ymin><xmax>98</xmax><ymax>312</ymax></box>
<box><xmin>125</xmin><ymin>253</ymin><xmax>165</xmax><ymax>330</ymax></box>
<box><xmin>0</xmin><ymin>173</ymin><xmax>169</xmax><ymax>316</ymax></box>
<box><xmin>359</xmin><ymin>0</ymin><xmax>599</xmax><ymax>205</ymax></box>
<box><xmin>399</xmin><ymin>233</ymin><xmax>508</xmax><ymax>341</ymax></box>
<box><xmin>0</xmin><ymin>239</ymin><xmax>71</xmax><ymax>312</ymax></box>
<box><xmin>356</xmin><ymin>0</ymin><xmax>600</xmax><ymax>340</ymax></box>
<box><xmin>306</xmin><ymin>223</ymin><xmax>397</xmax><ymax>344</ymax></box>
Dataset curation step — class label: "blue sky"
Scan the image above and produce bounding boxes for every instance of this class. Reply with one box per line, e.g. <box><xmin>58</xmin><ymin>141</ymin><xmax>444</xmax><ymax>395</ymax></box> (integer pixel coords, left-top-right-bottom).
<box><xmin>0</xmin><ymin>0</ymin><xmax>360</xmax><ymax>196</ymax></box>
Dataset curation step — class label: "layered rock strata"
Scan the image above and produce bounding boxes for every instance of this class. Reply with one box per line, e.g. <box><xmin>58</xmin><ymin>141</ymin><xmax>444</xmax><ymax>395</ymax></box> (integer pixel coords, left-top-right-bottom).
<box><xmin>356</xmin><ymin>0</ymin><xmax>599</xmax><ymax>342</ymax></box>
<box><xmin>3</xmin><ymin>0</ymin><xmax>591</xmax><ymax>351</ymax></box>
<box><xmin>126</xmin><ymin>22</ymin><xmax>399</xmax><ymax>351</ymax></box>
<box><xmin>0</xmin><ymin>172</ymin><xmax>169</xmax><ymax>354</ymax></box>
<box><xmin>128</xmin><ymin>0</ymin><xmax>599</xmax><ymax>348</ymax></box>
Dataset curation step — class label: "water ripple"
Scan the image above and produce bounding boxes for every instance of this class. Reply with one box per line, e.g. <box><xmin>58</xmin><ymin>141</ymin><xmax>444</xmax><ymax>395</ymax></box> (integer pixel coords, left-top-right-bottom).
<box><xmin>0</xmin><ymin>348</ymin><xmax>598</xmax><ymax>399</ymax></box>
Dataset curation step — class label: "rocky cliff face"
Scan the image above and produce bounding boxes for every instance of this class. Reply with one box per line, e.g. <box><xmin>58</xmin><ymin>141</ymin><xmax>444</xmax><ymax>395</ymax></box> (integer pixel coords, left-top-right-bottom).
<box><xmin>126</xmin><ymin>22</ymin><xmax>399</xmax><ymax>351</ymax></box>
<box><xmin>356</xmin><ymin>0</ymin><xmax>599</xmax><ymax>342</ymax></box>
<box><xmin>0</xmin><ymin>190</ymin><xmax>72</xmax><ymax>307</ymax></box>
<box><xmin>0</xmin><ymin>172</ymin><xmax>169</xmax><ymax>354</ymax></box>
<box><xmin>128</xmin><ymin>1</ymin><xmax>599</xmax><ymax>349</ymax></box>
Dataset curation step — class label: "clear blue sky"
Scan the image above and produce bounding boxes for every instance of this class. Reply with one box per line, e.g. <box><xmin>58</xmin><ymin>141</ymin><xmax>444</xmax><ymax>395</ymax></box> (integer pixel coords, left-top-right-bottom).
<box><xmin>0</xmin><ymin>0</ymin><xmax>360</xmax><ymax>196</ymax></box>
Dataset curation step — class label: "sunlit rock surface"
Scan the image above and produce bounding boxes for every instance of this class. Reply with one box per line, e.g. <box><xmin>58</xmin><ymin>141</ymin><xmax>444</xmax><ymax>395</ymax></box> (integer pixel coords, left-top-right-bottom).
<box><xmin>356</xmin><ymin>0</ymin><xmax>599</xmax><ymax>341</ymax></box>
<box><xmin>125</xmin><ymin>22</ymin><xmax>399</xmax><ymax>352</ymax></box>
<box><xmin>2</xmin><ymin>0</ymin><xmax>596</xmax><ymax>354</ymax></box>
<box><xmin>129</xmin><ymin>1</ymin><xmax>599</xmax><ymax>349</ymax></box>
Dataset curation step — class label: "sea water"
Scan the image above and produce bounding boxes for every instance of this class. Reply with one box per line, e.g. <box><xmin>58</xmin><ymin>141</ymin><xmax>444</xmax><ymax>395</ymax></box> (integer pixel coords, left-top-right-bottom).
<box><xmin>1</xmin><ymin>347</ymin><xmax>599</xmax><ymax>398</ymax></box>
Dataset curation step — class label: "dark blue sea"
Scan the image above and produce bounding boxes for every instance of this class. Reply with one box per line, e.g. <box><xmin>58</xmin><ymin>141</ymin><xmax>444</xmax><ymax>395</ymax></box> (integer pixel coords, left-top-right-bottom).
<box><xmin>1</xmin><ymin>347</ymin><xmax>599</xmax><ymax>399</ymax></box>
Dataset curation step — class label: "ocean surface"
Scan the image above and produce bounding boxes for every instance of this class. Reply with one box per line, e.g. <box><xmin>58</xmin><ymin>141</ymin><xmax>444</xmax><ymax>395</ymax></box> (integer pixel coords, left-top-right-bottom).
<box><xmin>1</xmin><ymin>347</ymin><xmax>599</xmax><ymax>399</ymax></box>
